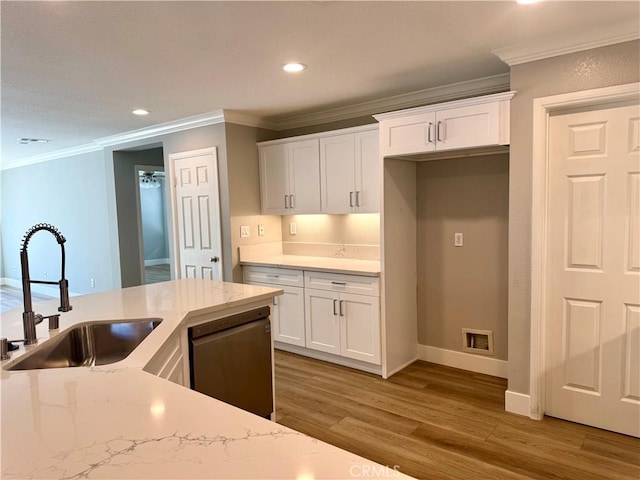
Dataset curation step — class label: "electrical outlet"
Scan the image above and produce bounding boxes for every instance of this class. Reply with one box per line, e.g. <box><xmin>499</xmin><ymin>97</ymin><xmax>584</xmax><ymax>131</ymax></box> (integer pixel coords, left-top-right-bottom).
<box><xmin>240</xmin><ymin>225</ymin><xmax>250</xmax><ymax>238</ymax></box>
<box><xmin>43</xmin><ymin>269</ymin><xmax>47</xmax><ymax>278</ymax></box>
<box><xmin>258</xmin><ymin>224</ymin><xmax>265</xmax><ymax>236</ymax></box>
<box><xmin>454</xmin><ymin>233</ymin><xmax>464</xmax><ymax>247</ymax></box>
<box><xmin>90</xmin><ymin>278</ymin><xmax>95</xmax><ymax>288</ymax></box>
<box><xmin>290</xmin><ymin>222</ymin><xmax>297</xmax><ymax>235</ymax></box>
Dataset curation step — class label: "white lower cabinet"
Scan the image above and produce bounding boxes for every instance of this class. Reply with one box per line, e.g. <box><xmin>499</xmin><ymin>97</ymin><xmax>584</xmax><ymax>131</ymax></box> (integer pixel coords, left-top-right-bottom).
<box><xmin>256</xmin><ymin>282</ymin><xmax>305</xmax><ymax>347</ymax></box>
<box><xmin>305</xmin><ymin>288</ymin><xmax>380</xmax><ymax>364</ymax></box>
<box><xmin>244</xmin><ymin>265</ymin><xmax>381</xmax><ymax>368</ymax></box>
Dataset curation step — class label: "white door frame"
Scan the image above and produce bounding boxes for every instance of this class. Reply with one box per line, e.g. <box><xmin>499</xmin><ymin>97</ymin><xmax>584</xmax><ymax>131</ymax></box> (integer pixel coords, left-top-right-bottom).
<box><xmin>168</xmin><ymin>147</ymin><xmax>222</xmax><ymax>279</ymax></box>
<box><xmin>529</xmin><ymin>82</ymin><xmax>640</xmax><ymax>420</ymax></box>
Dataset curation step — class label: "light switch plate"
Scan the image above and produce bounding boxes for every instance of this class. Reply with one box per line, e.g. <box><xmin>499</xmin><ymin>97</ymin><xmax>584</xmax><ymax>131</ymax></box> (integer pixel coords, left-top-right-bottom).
<box><xmin>290</xmin><ymin>223</ymin><xmax>297</xmax><ymax>235</ymax></box>
<box><xmin>454</xmin><ymin>232</ymin><xmax>463</xmax><ymax>247</ymax></box>
<box><xmin>240</xmin><ymin>225</ymin><xmax>250</xmax><ymax>238</ymax></box>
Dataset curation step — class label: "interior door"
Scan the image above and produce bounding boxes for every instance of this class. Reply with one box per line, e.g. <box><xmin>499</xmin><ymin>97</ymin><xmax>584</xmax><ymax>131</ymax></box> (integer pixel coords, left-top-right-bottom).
<box><xmin>171</xmin><ymin>148</ymin><xmax>223</xmax><ymax>281</ymax></box>
<box><xmin>546</xmin><ymin>102</ymin><xmax>640</xmax><ymax>436</ymax></box>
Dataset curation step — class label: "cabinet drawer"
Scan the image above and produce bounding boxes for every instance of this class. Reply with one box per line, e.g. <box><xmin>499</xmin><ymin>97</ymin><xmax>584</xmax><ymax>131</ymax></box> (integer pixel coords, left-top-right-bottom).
<box><xmin>304</xmin><ymin>271</ymin><xmax>379</xmax><ymax>296</ymax></box>
<box><xmin>244</xmin><ymin>266</ymin><xmax>304</xmax><ymax>287</ymax></box>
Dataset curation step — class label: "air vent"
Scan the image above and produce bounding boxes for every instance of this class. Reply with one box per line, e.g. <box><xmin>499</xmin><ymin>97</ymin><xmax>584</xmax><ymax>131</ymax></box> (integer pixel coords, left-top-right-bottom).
<box><xmin>461</xmin><ymin>328</ymin><xmax>494</xmax><ymax>356</ymax></box>
<box><xmin>17</xmin><ymin>137</ymin><xmax>51</xmax><ymax>145</ymax></box>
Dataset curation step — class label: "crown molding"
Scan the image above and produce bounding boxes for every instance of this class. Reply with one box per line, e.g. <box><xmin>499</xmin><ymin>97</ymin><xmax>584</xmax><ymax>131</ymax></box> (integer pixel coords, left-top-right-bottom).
<box><xmin>493</xmin><ymin>19</ymin><xmax>640</xmax><ymax>66</ymax></box>
<box><xmin>0</xmin><ymin>143</ymin><xmax>103</xmax><ymax>171</ymax></box>
<box><xmin>265</xmin><ymin>73</ymin><xmax>511</xmax><ymax>130</ymax></box>
<box><xmin>1</xmin><ymin>74</ymin><xmax>511</xmax><ymax>170</ymax></box>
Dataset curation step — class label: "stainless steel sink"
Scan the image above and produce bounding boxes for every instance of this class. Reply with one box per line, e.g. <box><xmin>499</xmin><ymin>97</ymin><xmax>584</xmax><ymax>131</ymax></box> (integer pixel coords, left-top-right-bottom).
<box><xmin>5</xmin><ymin>318</ymin><xmax>162</xmax><ymax>371</ymax></box>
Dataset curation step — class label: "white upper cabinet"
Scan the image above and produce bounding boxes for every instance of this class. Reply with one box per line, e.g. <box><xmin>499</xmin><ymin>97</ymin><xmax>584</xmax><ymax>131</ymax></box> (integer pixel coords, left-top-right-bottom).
<box><xmin>320</xmin><ymin>129</ymin><xmax>380</xmax><ymax>214</ymax></box>
<box><xmin>259</xmin><ymin>139</ymin><xmax>320</xmax><ymax>215</ymax></box>
<box><xmin>375</xmin><ymin>91</ymin><xmax>515</xmax><ymax>158</ymax></box>
<box><xmin>259</xmin><ymin>125</ymin><xmax>379</xmax><ymax>215</ymax></box>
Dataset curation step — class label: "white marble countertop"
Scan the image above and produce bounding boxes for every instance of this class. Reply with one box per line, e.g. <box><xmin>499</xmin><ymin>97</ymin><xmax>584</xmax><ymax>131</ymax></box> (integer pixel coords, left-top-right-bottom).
<box><xmin>240</xmin><ymin>254</ymin><xmax>381</xmax><ymax>276</ymax></box>
<box><xmin>0</xmin><ymin>279</ymin><xmax>410</xmax><ymax>479</ymax></box>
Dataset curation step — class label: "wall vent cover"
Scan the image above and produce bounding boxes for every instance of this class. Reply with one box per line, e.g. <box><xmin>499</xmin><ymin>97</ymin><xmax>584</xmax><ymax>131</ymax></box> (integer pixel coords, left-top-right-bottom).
<box><xmin>461</xmin><ymin>328</ymin><xmax>494</xmax><ymax>356</ymax></box>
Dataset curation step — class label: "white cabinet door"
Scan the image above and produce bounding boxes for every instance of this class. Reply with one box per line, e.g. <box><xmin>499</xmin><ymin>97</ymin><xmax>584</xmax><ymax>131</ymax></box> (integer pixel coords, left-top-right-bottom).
<box><xmin>354</xmin><ymin>130</ymin><xmax>380</xmax><ymax>213</ymax></box>
<box><xmin>259</xmin><ymin>143</ymin><xmax>289</xmax><ymax>214</ymax></box>
<box><xmin>288</xmin><ymin>139</ymin><xmax>321</xmax><ymax>214</ymax></box>
<box><xmin>339</xmin><ymin>292</ymin><xmax>381</xmax><ymax>364</ymax></box>
<box><xmin>304</xmin><ymin>288</ymin><xmax>340</xmax><ymax>355</ymax></box>
<box><xmin>320</xmin><ymin>134</ymin><xmax>356</xmax><ymax>214</ymax></box>
<box><xmin>379</xmin><ymin>111</ymin><xmax>436</xmax><ymax>157</ymax></box>
<box><xmin>273</xmin><ymin>285</ymin><xmax>305</xmax><ymax>347</ymax></box>
<box><xmin>435</xmin><ymin>101</ymin><xmax>500</xmax><ymax>152</ymax></box>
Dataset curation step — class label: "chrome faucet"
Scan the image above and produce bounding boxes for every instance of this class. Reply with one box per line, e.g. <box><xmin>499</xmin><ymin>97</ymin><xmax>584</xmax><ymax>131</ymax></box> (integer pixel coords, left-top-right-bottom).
<box><xmin>20</xmin><ymin>223</ymin><xmax>72</xmax><ymax>345</ymax></box>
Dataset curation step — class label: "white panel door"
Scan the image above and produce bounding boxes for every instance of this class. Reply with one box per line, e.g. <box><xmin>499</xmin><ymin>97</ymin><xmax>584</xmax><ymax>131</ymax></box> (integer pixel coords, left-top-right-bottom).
<box><xmin>339</xmin><ymin>292</ymin><xmax>381</xmax><ymax>365</ymax></box>
<box><xmin>320</xmin><ymin>134</ymin><xmax>356</xmax><ymax>214</ymax></box>
<box><xmin>288</xmin><ymin>139</ymin><xmax>321</xmax><ymax>214</ymax></box>
<box><xmin>272</xmin><ymin>285</ymin><xmax>305</xmax><ymax>347</ymax></box>
<box><xmin>259</xmin><ymin>143</ymin><xmax>289</xmax><ymax>214</ymax></box>
<box><xmin>304</xmin><ymin>288</ymin><xmax>340</xmax><ymax>355</ymax></box>
<box><xmin>546</xmin><ymin>102</ymin><xmax>640</xmax><ymax>436</ymax></box>
<box><xmin>171</xmin><ymin>148</ymin><xmax>222</xmax><ymax>281</ymax></box>
<box><xmin>354</xmin><ymin>130</ymin><xmax>380</xmax><ymax>213</ymax></box>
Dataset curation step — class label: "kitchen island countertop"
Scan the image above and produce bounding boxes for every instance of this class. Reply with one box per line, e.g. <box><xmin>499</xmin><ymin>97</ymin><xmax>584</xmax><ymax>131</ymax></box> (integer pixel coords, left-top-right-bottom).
<box><xmin>1</xmin><ymin>279</ymin><xmax>409</xmax><ymax>479</ymax></box>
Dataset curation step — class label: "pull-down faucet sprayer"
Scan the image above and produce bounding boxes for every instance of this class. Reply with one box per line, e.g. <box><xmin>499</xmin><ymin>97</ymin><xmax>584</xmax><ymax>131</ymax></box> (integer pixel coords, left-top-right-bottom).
<box><xmin>20</xmin><ymin>223</ymin><xmax>72</xmax><ymax>345</ymax></box>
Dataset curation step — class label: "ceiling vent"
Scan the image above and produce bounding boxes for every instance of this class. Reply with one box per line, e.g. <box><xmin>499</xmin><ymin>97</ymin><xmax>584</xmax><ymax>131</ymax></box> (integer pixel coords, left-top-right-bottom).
<box><xmin>17</xmin><ymin>138</ymin><xmax>51</xmax><ymax>145</ymax></box>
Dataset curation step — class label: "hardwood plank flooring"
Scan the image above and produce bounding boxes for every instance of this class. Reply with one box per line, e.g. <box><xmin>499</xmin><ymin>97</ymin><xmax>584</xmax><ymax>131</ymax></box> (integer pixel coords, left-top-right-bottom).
<box><xmin>274</xmin><ymin>350</ymin><xmax>640</xmax><ymax>480</ymax></box>
<box><xmin>0</xmin><ymin>285</ymin><xmax>53</xmax><ymax>313</ymax></box>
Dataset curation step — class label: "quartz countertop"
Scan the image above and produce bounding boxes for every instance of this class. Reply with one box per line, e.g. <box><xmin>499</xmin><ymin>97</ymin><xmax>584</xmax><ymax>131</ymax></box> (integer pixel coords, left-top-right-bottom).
<box><xmin>0</xmin><ymin>279</ymin><xmax>410</xmax><ymax>479</ymax></box>
<box><xmin>239</xmin><ymin>254</ymin><xmax>381</xmax><ymax>276</ymax></box>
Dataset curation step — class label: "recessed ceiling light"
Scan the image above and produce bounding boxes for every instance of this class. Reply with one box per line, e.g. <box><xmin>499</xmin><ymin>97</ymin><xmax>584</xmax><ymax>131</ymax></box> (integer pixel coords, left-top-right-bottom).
<box><xmin>283</xmin><ymin>63</ymin><xmax>306</xmax><ymax>73</ymax></box>
<box><xmin>132</xmin><ymin>109</ymin><xmax>150</xmax><ymax>116</ymax></box>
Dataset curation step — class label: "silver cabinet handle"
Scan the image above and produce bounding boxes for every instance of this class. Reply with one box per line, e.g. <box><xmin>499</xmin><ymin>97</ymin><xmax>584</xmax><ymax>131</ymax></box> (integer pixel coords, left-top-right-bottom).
<box><xmin>284</xmin><ymin>194</ymin><xmax>289</xmax><ymax>209</ymax></box>
<box><xmin>356</xmin><ymin>191</ymin><xmax>361</xmax><ymax>207</ymax></box>
<box><xmin>331</xmin><ymin>281</ymin><xmax>347</xmax><ymax>286</ymax></box>
<box><xmin>437</xmin><ymin>121</ymin><xmax>444</xmax><ymax>142</ymax></box>
<box><xmin>273</xmin><ymin>296</ymin><xmax>278</xmax><ymax>306</ymax></box>
<box><xmin>350</xmin><ymin>191</ymin><xmax>354</xmax><ymax>207</ymax></box>
<box><xmin>339</xmin><ymin>300</ymin><xmax>344</xmax><ymax>317</ymax></box>
<box><xmin>290</xmin><ymin>194</ymin><xmax>295</xmax><ymax>208</ymax></box>
<box><xmin>427</xmin><ymin>122</ymin><xmax>433</xmax><ymax>143</ymax></box>
<box><xmin>333</xmin><ymin>299</ymin><xmax>338</xmax><ymax>316</ymax></box>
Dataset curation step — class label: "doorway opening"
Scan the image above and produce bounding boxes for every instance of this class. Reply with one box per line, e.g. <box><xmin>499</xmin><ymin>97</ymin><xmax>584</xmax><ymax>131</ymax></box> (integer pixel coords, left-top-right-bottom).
<box><xmin>136</xmin><ymin>167</ymin><xmax>171</xmax><ymax>284</ymax></box>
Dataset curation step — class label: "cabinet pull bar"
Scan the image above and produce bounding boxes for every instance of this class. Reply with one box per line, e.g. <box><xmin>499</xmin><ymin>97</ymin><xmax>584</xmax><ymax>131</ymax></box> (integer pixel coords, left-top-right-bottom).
<box><xmin>331</xmin><ymin>281</ymin><xmax>347</xmax><ymax>286</ymax></box>
<box><xmin>427</xmin><ymin>122</ymin><xmax>433</xmax><ymax>143</ymax></box>
<box><xmin>284</xmin><ymin>195</ymin><xmax>289</xmax><ymax>209</ymax></box>
<box><xmin>273</xmin><ymin>296</ymin><xmax>278</xmax><ymax>306</ymax></box>
<box><xmin>437</xmin><ymin>121</ymin><xmax>443</xmax><ymax>142</ymax></box>
<box><xmin>290</xmin><ymin>195</ymin><xmax>295</xmax><ymax>208</ymax></box>
<box><xmin>356</xmin><ymin>191</ymin><xmax>360</xmax><ymax>207</ymax></box>
<box><xmin>350</xmin><ymin>191</ymin><xmax>354</xmax><ymax>207</ymax></box>
<box><xmin>333</xmin><ymin>299</ymin><xmax>338</xmax><ymax>316</ymax></box>
<box><xmin>339</xmin><ymin>300</ymin><xmax>344</xmax><ymax>317</ymax></box>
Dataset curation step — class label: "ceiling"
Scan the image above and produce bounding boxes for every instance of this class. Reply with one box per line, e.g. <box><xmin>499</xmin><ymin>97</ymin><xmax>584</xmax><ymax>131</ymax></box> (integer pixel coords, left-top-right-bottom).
<box><xmin>2</xmin><ymin>1</ymin><xmax>638</xmax><ymax>167</ymax></box>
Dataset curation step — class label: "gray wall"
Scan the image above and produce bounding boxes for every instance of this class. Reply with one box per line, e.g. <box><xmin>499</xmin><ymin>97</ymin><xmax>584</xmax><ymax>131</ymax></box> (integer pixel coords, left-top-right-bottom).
<box><xmin>508</xmin><ymin>40</ymin><xmax>640</xmax><ymax>394</ymax></box>
<box><xmin>417</xmin><ymin>155</ymin><xmax>509</xmax><ymax>360</ymax></box>
<box><xmin>113</xmin><ymin>148</ymin><xmax>164</xmax><ymax>288</ymax></box>
<box><xmin>1</xmin><ymin>150</ymin><xmax>118</xmax><ymax>294</ymax></box>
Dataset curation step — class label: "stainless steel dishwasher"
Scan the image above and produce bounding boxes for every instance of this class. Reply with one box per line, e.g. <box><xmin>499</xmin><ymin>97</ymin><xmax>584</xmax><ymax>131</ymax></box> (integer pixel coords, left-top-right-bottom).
<box><xmin>188</xmin><ymin>306</ymin><xmax>273</xmax><ymax>418</ymax></box>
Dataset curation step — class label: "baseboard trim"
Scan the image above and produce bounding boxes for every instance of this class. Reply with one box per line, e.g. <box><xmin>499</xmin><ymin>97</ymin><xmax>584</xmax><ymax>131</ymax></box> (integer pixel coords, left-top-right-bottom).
<box><xmin>144</xmin><ymin>258</ymin><xmax>170</xmax><ymax>267</ymax></box>
<box><xmin>505</xmin><ymin>390</ymin><xmax>531</xmax><ymax>417</ymax></box>
<box><xmin>274</xmin><ymin>342</ymin><xmax>383</xmax><ymax>376</ymax></box>
<box><xmin>418</xmin><ymin>344</ymin><xmax>508</xmax><ymax>379</ymax></box>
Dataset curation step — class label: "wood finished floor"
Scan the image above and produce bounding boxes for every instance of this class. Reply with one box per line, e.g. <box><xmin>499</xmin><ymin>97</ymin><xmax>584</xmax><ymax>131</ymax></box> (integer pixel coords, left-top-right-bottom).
<box><xmin>144</xmin><ymin>263</ymin><xmax>171</xmax><ymax>284</ymax></box>
<box><xmin>274</xmin><ymin>350</ymin><xmax>640</xmax><ymax>480</ymax></box>
<box><xmin>0</xmin><ymin>285</ymin><xmax>53</xmax><ymax>313</ymax></box>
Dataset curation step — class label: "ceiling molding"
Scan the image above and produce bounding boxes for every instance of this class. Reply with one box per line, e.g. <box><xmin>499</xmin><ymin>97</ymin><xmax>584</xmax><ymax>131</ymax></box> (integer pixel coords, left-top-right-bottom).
<box><xmin>1</xmin><ymin>76</ymin><xmax>513</xmax><ymax>170</ymax></box>
<box><xmin>0</xmin><ymin>143</ymin><xmax>103</xmax><ymax>171</ymax></box>
<box><xmin>94</xmin><ymin>110</ymin><xmax>226</xmax><ymax>147</ymax></box>
<box><xmin>493</xmin><ymin>19</ymin><xmax>640</xmax><ymax>66</ymax></box>
<box><xmin>263</xmin><ymin>73</ymin><xmax>511</xmax><ymax>131</ymax></box>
